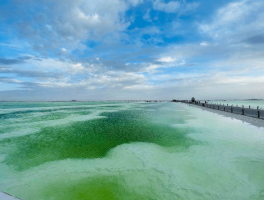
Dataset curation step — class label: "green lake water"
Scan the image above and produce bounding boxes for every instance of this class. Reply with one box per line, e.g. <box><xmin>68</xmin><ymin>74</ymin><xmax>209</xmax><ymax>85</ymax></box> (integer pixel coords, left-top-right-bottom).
<box><xmin>0</xmin><ymin>102</ymin><xmax>264</xmax><ymax>200</ymax></box>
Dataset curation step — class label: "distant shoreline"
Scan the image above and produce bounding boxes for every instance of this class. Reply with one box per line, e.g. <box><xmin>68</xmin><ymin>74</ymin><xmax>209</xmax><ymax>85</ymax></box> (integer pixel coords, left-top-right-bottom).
<box><xmin>0</xmin><ymin>100</ymin><xmax>170</xmax><ymax>102</ymax></box>
<box><xmin>0</xmin><ymin>99</ymin><xmax>263</xmax><ymax>103</ymax></box>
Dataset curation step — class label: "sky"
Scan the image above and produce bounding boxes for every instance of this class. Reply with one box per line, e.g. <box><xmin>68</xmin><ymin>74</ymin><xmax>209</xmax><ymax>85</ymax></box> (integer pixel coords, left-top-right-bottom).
<box><xmin>0</xmin><ymin>0</ymin><xmax>264</xmax><ymax>101</ymax></box>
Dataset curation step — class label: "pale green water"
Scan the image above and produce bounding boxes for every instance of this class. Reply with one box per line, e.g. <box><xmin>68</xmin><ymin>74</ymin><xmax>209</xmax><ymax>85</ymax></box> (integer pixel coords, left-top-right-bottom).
<box><xmin>209</xmin><ymin>100</ymin><xmax>264</xmax><ymax>109</ymax></box>
<box><xmin>0</xmin><ymin>102</ymin><xmax>264</xmax><ymax>200</ymax></box>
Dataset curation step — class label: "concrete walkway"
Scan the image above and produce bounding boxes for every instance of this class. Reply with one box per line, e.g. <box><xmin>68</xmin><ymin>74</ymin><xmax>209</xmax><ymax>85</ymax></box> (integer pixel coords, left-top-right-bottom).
<box><xmin>189</xmin><ymin>103</ymin><xmax>264</xmax><ymax>129</ymax></box>
<box><xmin>0</xmin><ymin>191</ymin><xmax>20</xmax><ymax>200</ymax></box>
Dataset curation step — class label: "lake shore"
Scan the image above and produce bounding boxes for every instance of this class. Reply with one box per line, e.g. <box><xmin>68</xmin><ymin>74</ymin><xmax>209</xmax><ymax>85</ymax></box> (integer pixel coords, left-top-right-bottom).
<box><xmin>188</xmin><ymin>103</ymin><xmax>264</xmax><ymax>129</ymax></box>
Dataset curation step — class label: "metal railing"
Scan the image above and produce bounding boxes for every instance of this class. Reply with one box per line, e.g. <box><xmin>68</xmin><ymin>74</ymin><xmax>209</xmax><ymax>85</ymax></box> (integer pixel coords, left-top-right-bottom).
<box><xmin>185</xmin><ymin>102</ymin><xmax>264</xmax><ymax>120</ymax></box>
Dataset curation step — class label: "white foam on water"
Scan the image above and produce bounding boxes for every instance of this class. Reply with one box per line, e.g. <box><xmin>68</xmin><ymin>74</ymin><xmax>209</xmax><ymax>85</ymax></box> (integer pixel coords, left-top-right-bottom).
<box><xmin>0</xmin><ymin>103</ymin><xmax>127</xmax><ymax>115</ymax></box>
<box><xmin>0</xmin><ymin>128</ymin><xmax>41</xmax><ymax>141</ymax></box>
<box><xmin>0</xmin><ymin>111</ymin><xmax>105</xmax><ymax>138</ymax></box>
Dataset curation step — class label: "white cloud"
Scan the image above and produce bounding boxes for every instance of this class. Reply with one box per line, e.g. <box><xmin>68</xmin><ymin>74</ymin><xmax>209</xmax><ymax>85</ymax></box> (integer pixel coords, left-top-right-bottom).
<box><xmin>10</xmin><ymin>0</ymin><xmax>131</xmax><ymax>54</ymax></box>
<box><xmin>200</xmin><ymin>0</ymin><xmax>264</xmax><ymax>42</ymax></box>
<box><xmin>153</xmin><ymin>0</ymin><xmax>180</xmax><ymax>13</ymax></box>
<box><xmin>157</xmin><ymin>56</ymin><xmax>177</xmax><ymax>63</ymax></box>
<box><xmin>215</xmin><ymin>75</ymin><xmax>264</xmax><ymax>84</ymax></box>
<box><xmin>61</xmin><ymin>48</ymin><xmax>67</xmax><ymax>53</ymax></box>
<box><xmin>143</xmin><ymin>9</ymin><xmax>151</xmax><ymax>21</ymax></box>
<box><xmin>2</xmin><ymin>52</ymin><xmax>264</xmax><ymax>99</ymax></box>
<box><xmin>200</xmin><ymin>42</ymin><xmax>209</xmax><ymax>46</ymax></box>
<box><xmin>1</xmin><ymin>57</ymin><xmax>152</xmax><ymax>92</ymax></box>
<box><xmin>71</xmin><ymin>63</ymin><xmax>86</xmax><ymax>73</ymax></box>
<box><xmin>153</xmin><ymin>0</ymin><xmax>199</xmax><ymax>13</ymax></box>
<box><xmin>1</xmin><ymin>0</ymin><xmax>264</xmax><ymax>100</ymax></box>
<box><xmin>127</xmin><ymin>0</ymin><xmax>143</xmax><ymax>6</ymax></box>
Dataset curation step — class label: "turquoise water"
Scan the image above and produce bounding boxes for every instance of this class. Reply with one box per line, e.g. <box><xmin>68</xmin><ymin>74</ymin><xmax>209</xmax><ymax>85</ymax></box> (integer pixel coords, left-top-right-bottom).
<box><xmin>209</xmin><ymin>100</ymin><xmax>264</xmax><ymax>109</ymax></box>
<box><xmin>0</xmin><ymin>102</ymin><xmax>264</xmax><ymax>200</ymax></box>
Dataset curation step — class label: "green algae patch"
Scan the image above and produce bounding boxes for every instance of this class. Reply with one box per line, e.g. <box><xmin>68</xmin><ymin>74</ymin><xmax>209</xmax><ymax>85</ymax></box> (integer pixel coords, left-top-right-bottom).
<box><xmin>8</xmin><ymin>171</ymin><xmax>164</xmax><ymax>200</ymax></box>
<box><xmin>35</xmin><ymin>176</ymin><xmax>124</xmax><ymax>200</ymax></box>
<box><xmin>2</xmin><ymin>109</ymin><xmax>197</xmax><ymax>171</ymax></box>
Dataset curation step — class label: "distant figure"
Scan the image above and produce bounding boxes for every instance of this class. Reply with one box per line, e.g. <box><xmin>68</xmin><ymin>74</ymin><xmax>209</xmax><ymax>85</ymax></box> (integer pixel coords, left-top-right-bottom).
<box><xmin>191</xmin><ymin>97</ymin><xmax>195</xmax><ymax>103</ymax></box>
<box><xmin>71</xmin><ymin>100</ymin><xmax>77</xmax><ymax>102</ymax></box>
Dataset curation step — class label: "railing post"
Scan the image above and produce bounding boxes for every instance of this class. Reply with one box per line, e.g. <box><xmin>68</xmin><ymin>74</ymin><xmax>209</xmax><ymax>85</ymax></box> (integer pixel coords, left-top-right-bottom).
<box><xmin>224</xmin><ymin>106</ymin><xmax>225</xmax><ymax>111</ymax></box>
<box><xmin>258</xmin><ymin>110</ymin><xmax>260</xmax><ymax>118</ymax></box>
<box><xmin>242</xmin><ymin>108</ymin><xmax>244</xmax><ymax>115</ymax></box>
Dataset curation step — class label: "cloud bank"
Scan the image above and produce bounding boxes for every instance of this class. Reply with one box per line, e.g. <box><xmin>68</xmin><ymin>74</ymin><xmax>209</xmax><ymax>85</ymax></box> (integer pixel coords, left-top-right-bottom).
<box><xmin>0</xmin><ymin>0</ymin><xmax>264</xmax><ymax>100</ymax></box>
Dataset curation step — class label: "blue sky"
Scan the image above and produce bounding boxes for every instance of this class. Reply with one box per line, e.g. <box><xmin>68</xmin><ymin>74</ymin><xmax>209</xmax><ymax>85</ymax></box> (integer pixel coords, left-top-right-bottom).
<box><xmin>0</xmin><ymin>0</ymin><xmax>264</xmax><ymax>100</ymax></box>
